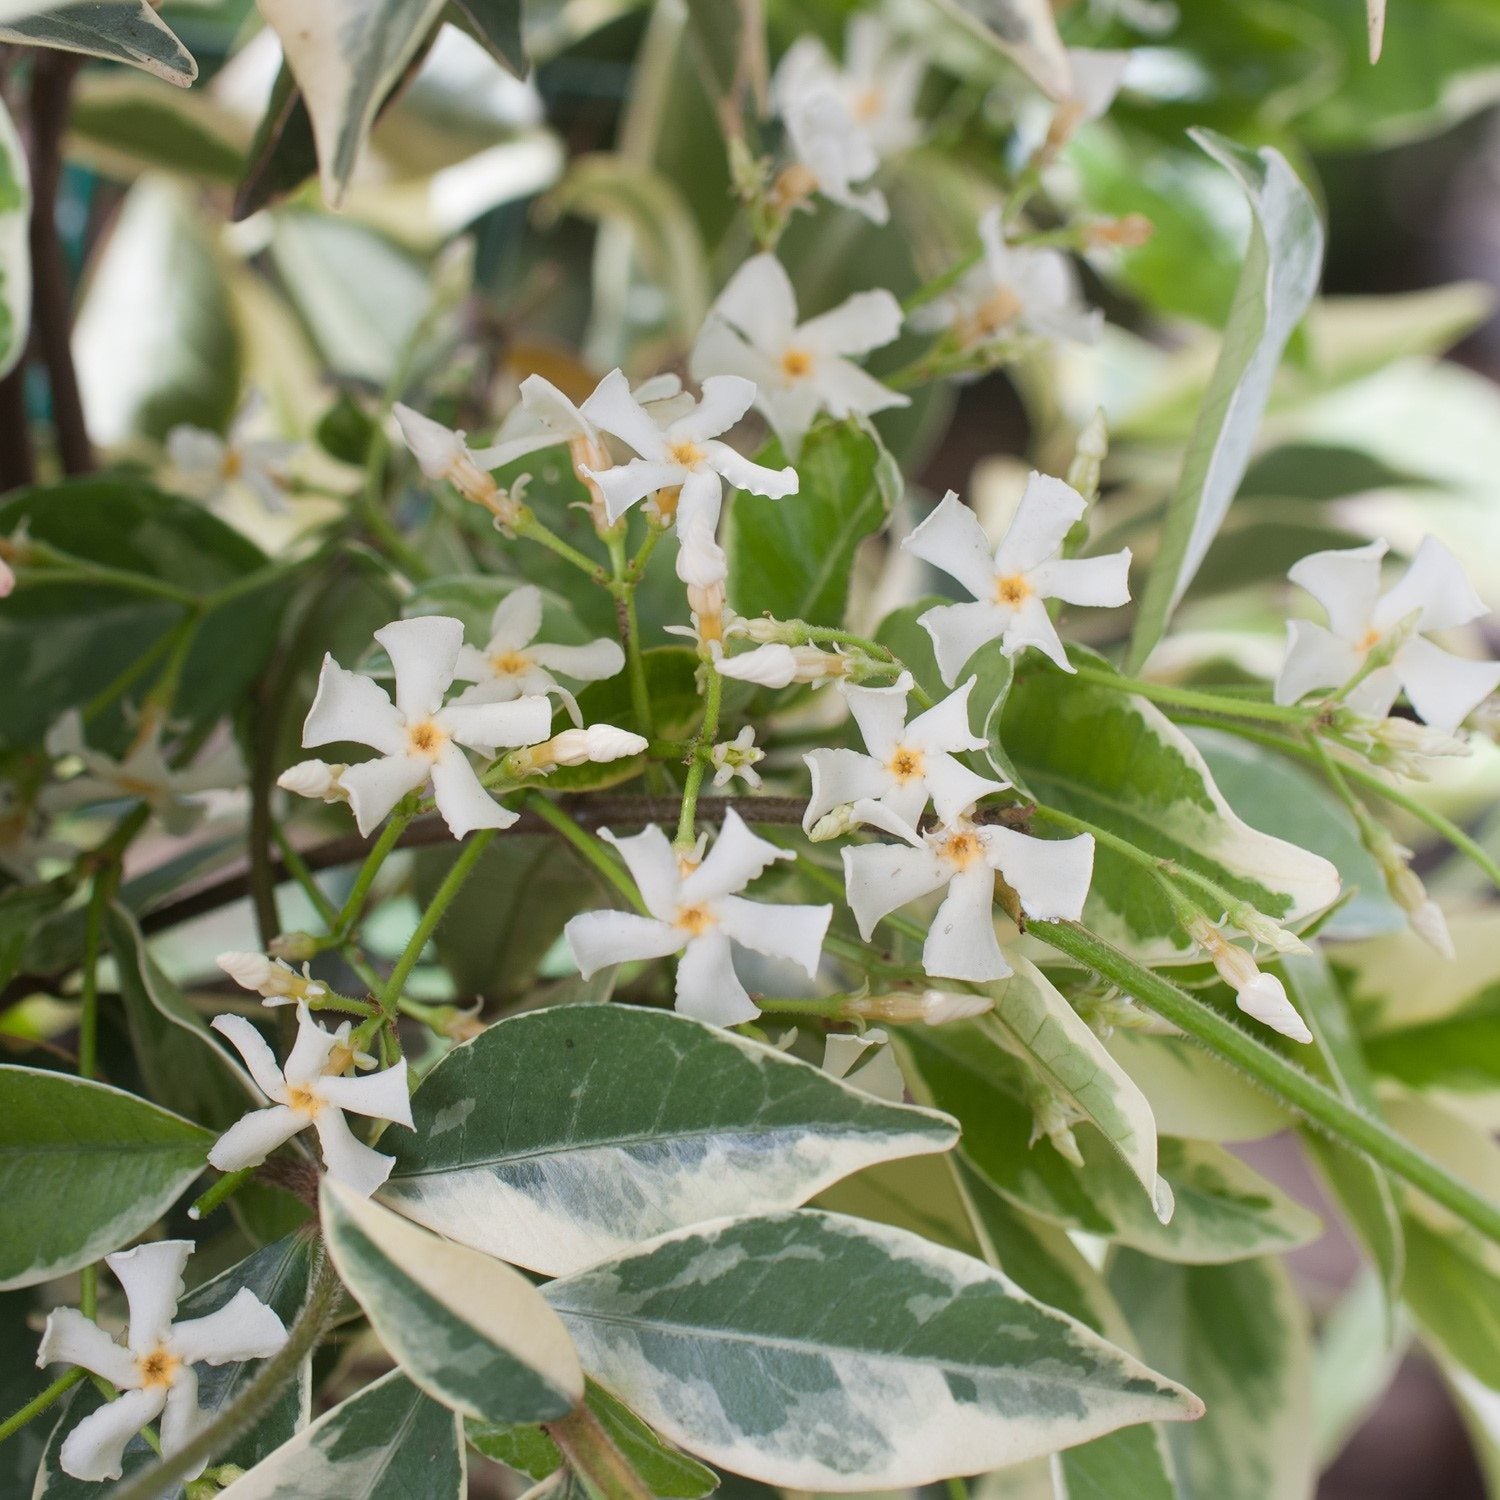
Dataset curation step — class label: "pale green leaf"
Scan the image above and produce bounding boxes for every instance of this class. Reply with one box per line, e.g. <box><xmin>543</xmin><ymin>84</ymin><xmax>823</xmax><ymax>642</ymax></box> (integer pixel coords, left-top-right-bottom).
<box><xmin>1128</xmin><ymin>131</ymin><xmax>1323</xmax><ymax>668</ymax></box>
<box><xmin>1311</xmin><ymin>1270</ymin><xmax>1406</xmax><ymax>1465</ymax></box>
<box><xmin>1402</xmin><ymin>1215</ymin><xmax>1500</xmax><ymax>1390</ymax></box>
<box><xmin>0</xmin><ymin>1066</ymin><xmax>210</xmax><ymax>1290</ymax></box>
<box><xmin>382</xmin><ymin>1004</ymin><xmax>957</xmax><ymax>1275</ymax></box>
<box><xmin>1110</xmin><ymin>1251</ymin><xmax>1315</xmax><ymax>1500</ymax></box>
<box><xmin>321</xmin><ymin>1181</ymin><xmax>583</xmax><ymax>1426</ymax></box>
<box><xmin>1105</xmin><ymin>1032</ymin><xmax>1290</xmax><ymax>1143</ymax></box>
<box><xmin>220</xmin><ymin>1370</ymin><xmax>465</xmax><ymax>1499</ymax></box>
<box><xmin>543</xmin><ymin>1209</ymin><xmax>1202</xmax><ymax>1491</ymax></box>
<box><xmin>0</xmin><ymin>92</ymin><xmax>28</xmax><ymax>380</ymax></box>
<box><xmin>0</xmin><ymin>1</ymin><xmax>196</xmax><ymax>88</ymax></box>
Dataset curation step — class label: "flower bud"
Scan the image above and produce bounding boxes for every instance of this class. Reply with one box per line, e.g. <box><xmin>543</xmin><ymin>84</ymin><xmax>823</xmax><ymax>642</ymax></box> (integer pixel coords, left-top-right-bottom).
<box><xmin>393</xmin><ymin>402</ymin><xmax>520</xmax><ymax>525</ymax></box>
<box><xmin>1026</xmin><ymin>1085</ymin><xmax>1084</xmax><ymax>1166</ymax></box>
<box><xmin>728</xmin><ymin>616</ymin><xmax>800</xmax><ymax>644</ymax></box>
<box><xmin>716</xmin><ymin>643</ymin><xmax>845</xmax><ymax>688</ymax></box>
<box><xmin>1227</xmin><ymin>902</ymin><xmax>1307</xmax><ymax>956</ymax></box>
<box><xmin>268</xmin><ymin>931</ymin><xmax>320</xmax><ymax>963</ymax></box>
<box><xmin>849</xmin><ymin>988</ymin><xmax>993</xmax><ymax>1025</ymax></box>
<box><xmin>1185</xmin><ymin>915</ymin><xmax>1311</xmax><ymax>1043</ymax></box>
<box><xmin>217</xmin><ymin>951</ymin><xmax>329</xmax><ymax>1007</ymax></box>
<box><xmin>808</xmin><ymin>804</ymin><xmax>859</xmax><ymax>842</ymax></box>
<box><xmin>277</xmin><ymin>759</ymin><xmax>348</xmax><ymax>804</ymax></box>
<box><xmin>552</xmin><ymin>725</ymin><xmax>649</xmax><ymax>766</ymax></box>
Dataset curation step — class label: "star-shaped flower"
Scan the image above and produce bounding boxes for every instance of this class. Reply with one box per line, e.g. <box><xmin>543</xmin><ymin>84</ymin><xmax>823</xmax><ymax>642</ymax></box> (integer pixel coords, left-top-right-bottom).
<box><xmin>209</xmin><ymin>1002</ymin><xmax>414</xmax><ymax>1197</ymax></box>
<box><xmin>167</xmin><ymin>393</ymin><xmax>295</xmax><ymax>514</ymax></box>
<box><xmin>843</xmin><ymin>810</ymin><xmax>1094</xmax><ymax>982</ymax></box>
<box><xmin>804</xmin><ymin>673</ymin><xmax>1006</xmax><ymax>835</ymax></box>
<box><xmin>904</xmin><ymin>478</ymin><xmax>1132</xmax><ymax>682</ymax></box>
<box><xmin>779</xmin><ymin>92</ymin><xmax>888</xmax><ymax>224</ymax></box>
<box><xmin>691</xmin><ymin>254</ymin><xmax>907</xmax><ymax>454</ymax></box>
<box><xmin>1274</xmin><ymin>536</ymin><xmax>1500</xmax><ymax>734</ymax></box>
<box><xmin>36</xmin><ymin>1241</ymin><xmax>287</xmax><ymax>1482</ymax></box>
<box><xmin>301</xmin><ymin>615</ymin><xmax>552</xmax><ymax>838</ymax></box>
<box><xmin>448</xmin><ymin>586</ymin><xmax>624</xmax><ymax>727</ymax></box>
<box><xmin>912</xmin><ymin>207</ymin><xmax>1101</xmax><ymax>350</ymax></box>
<box><xmin>564</xmin><ymin>810</ymin><xmax>832</xmax><ymax>1027</ymax></box>
<box><xmin>711</xmin><ymin>726</ymin><xmax>765</xmax><ymax>789</ymax></box>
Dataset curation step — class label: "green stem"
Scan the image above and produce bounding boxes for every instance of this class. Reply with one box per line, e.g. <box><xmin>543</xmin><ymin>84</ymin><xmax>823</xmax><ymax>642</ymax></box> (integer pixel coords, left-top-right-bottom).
<box><xmin>0</xmin><ymin>1368</ymin><xmax>85</xmax><ymax>1447</ymax></box>
<box><xmin>608</xmin><ymin>528</ymin><xmax>656</xmax><ymax>747</ymax></box>
<box><xmin>1033</xmin><ymin>919</ymin><xmax>1500</xmax><ymax>1245</ymax></box>
<box><xmin>188</xmin><ymin>1168</ymin><xmax>255</xmax><ymax>1222</ymax></box>
<box><xmin>334</xmin><ymin>808</ymin><xmax>413</xmax><ymax>938</ymax></box>
<box><xmin>676</xmin><ymin>669</ymin><xmax>723</xmax><ymax>846</ymax></box>
<box><xmin>107</xmin><ymin>1247</ymin><xmax>342</xmax><ymax>1500</ymax></box>
<box><xmin>378</xmin><ymin>829</ymin><xmax>496</xmax><ymax>1016</ymax></box>
<box><xmin>20</xmin><ymin>543</ymin><xmax>198</xmax><ymax>605</ymax></box>
<box><xmin>545</xmin><ymin>1402</ymin><xmax>654</xmax><ymax>1500</ymax></box>
<box><xmin>527</xmin><ymin>792</ymin><xmax>646</xmax><ymax>914</ymax></box>
<box><xmin>1070</xmin><ymin>665</ymin><xmax>1315</xmax><ymax>725</ymax></box>
<box><xmin>514</xmin><ymin>509</ymin><xmax>605</xmax><ymax>581</ymax></box>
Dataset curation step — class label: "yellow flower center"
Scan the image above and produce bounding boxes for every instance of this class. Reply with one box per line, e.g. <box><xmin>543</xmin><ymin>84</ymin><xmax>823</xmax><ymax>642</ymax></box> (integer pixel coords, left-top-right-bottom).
<box><xmin>939</xmin><ymin>830</ymin><xmax>984</xmax><ymax>869</ymax></box>
<box><xmin>407</xmin><ymin>719</ymin><xmax>448</xmax><ymax>756</ymax></box>
<box><xmin>324</xmin><ymin>1043</ymin><xmax>358</xmax><ymax>1077</ymax></box>
<box><xmin>995</xmin><ymin>573</ymin><xmax>1032</xmax><ymax>607</ymax></box>
<box><xmin>887</xmin><ymin>745</ymin><xmax>925</xmax><ymax>782</ymax></box>
<box><xmin>220</xmin><ymin>447</ymin><xmax>244</xmax><ymax>480</ymax></box>
<box><xmin>285</xmin><ymin>1083</ymin><xmax>324</xmax><ymax>1117</ymax></box>
<box><xmin>669</xmin><ymin>440</ymin><xmax>706</xmax><ymax>468</ymax></box>
<box><xmin>970</xmin><ymin>286</ymin><xmax>1022</xmax><ymax>339</ymax></box>
<box><xmin>490</xmin><ymin>649</ymin><xmax>531</xmax><ymax>676</ymax></box>
<box><xmin>137</xmin><ymin>1347</ymin><xmax>181</xmax><ymax>1389</ymax></box>
<box><xmin>1357</xmin><ymin>626</ymin><xmax>1382</xmax><ymax>652</ymax></box>
<box><xmin>780</xmin><ymin>347</ymin><xmax>814</xmax><ymax>380</ymax></box>
<box><xmin>675</xmin><ymin>904</ymin><xmax>715</xmax><ymax>936</ymax></box>
<box><xmin>852</xmin><ymin>86</ymin><xmax>885</xmax><ymax>122</ymax></box>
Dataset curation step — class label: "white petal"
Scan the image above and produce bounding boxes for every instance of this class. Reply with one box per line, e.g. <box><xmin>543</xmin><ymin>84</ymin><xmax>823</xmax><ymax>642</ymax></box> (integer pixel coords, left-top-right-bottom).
<box><xmin>1236</xmin><ymin>973</ymin><xmax>1313</xmax><ymax>1044</ymax></box>
<box><xmin>528</xmin><ymin>638</ymin><xmax>625</xmax><ymax>683</ymax></box>
<box><xmin>844</xmin><ymin>674</ymin><xmax>911</xmax><ymax>760</ymax></box>
<box><xmin>711</xmin><ymin>254</ymin><xmax>799</xmax><ymax>347</ymax></box>
<box><xmin>842</xmin><ymin>841</ymin><xmax>949</xmax><ymax>940</ymax></box>
<box><xmin>392</xmin><ymin>403</ymin><xmax>466</xmax><ymax>480</ymax></box>
<box><xmin>1067</xmin><ymin>47</ymin><xmax>1130</xmax><ymax>120</ymax></box>
<box><xmin>58</xmin><ymin>1387</ymin><xmax>166</xmax><ymax>1482</ymax></box>
<box><xmin>799</xmin><ymin>288</ymin><xmax>905</xmax><ymax>357</ymax></box>
<box><xmin>803</xmin><ymin>748</ymin><xmax>893</xmax><ymax>832</ymax></box>
<box><xmin>680</xmin><ymin>807</ymin><xmax>791</xmax><ymax>903</ymax></box>
<box><xmin>587</xmin><ymin>459</ymin><xmax>686</xmax><ymax>521</ymax></box>
<box><xmin>702</xmin><ymin>440</ymin><xmax>799</xmax><ymax>498</ymax></box>
<box><xmin>1346</xmin><ymin>665</ymin><xmax>1402</xmax><ymax>721</ymax></box>
<box><xmin>1002</xmin><ymin>595</ymin><xmax>1073</xmax><ymax>671</ymax></box>
<box><xmin>923</xmin><ymin>753</ymin><xmax>1007</xmax><ymax>825</ymax></box>
<box><xmin>716</xmin><ymin>643</ymin><xmax>798</xmax><ymax>688</ymax></box>
<box><xmin>1031</xmin><ymin>550</ymin><xmax>1132</xmax><ymax>608</ymax></box>
<box><xmin>671</xmin><ymin>374</ymin><xmax>757</xmax><ymax>442</ymax></box>
<box><xmin>170</xmin><ymin>1290</ymin><xmax>288</xmax><ymax>1366</ymax></box>
<box><xmin>992</xmin><ymin>472</ymin><xmax>1087</xmax><ymax>575</ymax></box>
<box><xmin>429</xmin><ymin>747</ymin><xmax>516</xmax><ymax>837</ymax></box>
<box><xmin>806</xmin><ymin>356</ymin><xmax>908</xmax><ymax>419</ymax></box>
<box><xmin>283</xmin><ymin>1005</ymin><xmax>343</xmax><ymax>1084</ymax></box>
<box><xmin>486</xmin><ymin>585</ymin><xmax>544</xmax><ymax>652</ymax></box>
<box><xmin>1375</xmin><ymin>534</ymin><xmax>1491</xmax><ymax>634</ymax></box>
<box><xmin>1287</xmin><ymin>540</ymin><xmax>1387</xmax><ymax>641</ymax></box>
<box><xmin>920</xmin><ymin>600</ymin><xmax>1008</xmax><ymax>685</ymax></box>
<box><xmin>108</xmin><ymin>1240</ymin><xmax>191</xmax><ymax>1354</ymax></box>
<box><xmin>564</xmin><ymin>909</ymin><xmax>684</xmax><ymax>976</ymax></box>
<box><xmin>1394</xmin><ymin>635</ymin><xmax>1500</xmax><ymax>733</ymax></box>
<box><xmin>340</xmin><ymin>754</ymin><xmax>432</xmax><ymax>838</ymax></box>
<box><xmin>159</xmin><ymin>1373</ymin><xmax>207</xmax><ymax>1473</ymax></box>
<box><xmin>207</xmin><ymin>1106</ymin><xmax>306</xmax><ymax>1173</ymax></box>
<box><xmin>717</xmin><ymin>895</ymin><xmax>830</xmax><ymax>977</ymax></box>
<box><xmin>36</xmin><ymin>1308</ymin><xmax>137</xmax><ymax>1388</ymax></box>
<box><xmin>903</xmin><ymin>490</ymin><xmax>997</xmax><ymax>600</ymax></box>
<box><xmin>674</xmin><ymin>466</ymin><xmax>726</xmax><ymax>552</ymax></box>
<box><xmin>516</xmin><ymin>374</ymin><xmax>590</xmax><ymax>442</ymax></box>
<box><xmin>924</xmin><ymin>864</ymin><xmax>1009</xmax><ymax>982</ymax></box>
<box><xmin>302</xmin><ymin>657</ymin><xmax>405</xmax><ymax>755</ymax></box>
<box><xmin>439</xmin><ymin>695</ymin><xmax>553</xmax><ymax>750</ymax></box>
<box><xmin>631</xmin><ymin>372</ymin><xmax>684</xmax><ymax>405</ymax></box>
<box><xmin>690</xmin><ymin>317</ymin><xmax>778</xmax><ymax>389</ymax></box>
<box><xmin>904</xmin><ymin>677</ymin><xmax>986</xmax><ymax>755</ymax></box>
<box><xmin>209</xmin><ymin>1014</ymin><xmax>287</xmax><ymax>1101</ymax></box>
<box><xmin>598</xmin><ymin>824</ymin><xmax>683</xmax><ymax>918</ymax></box>
<box><xmin>318</xmin><ymin>1059</ymin><xmax>413</xmax><ymax>1128</ymax></box>
<box><xmin>375</xmin><ymin>616</ymin><xmax>462</xmax><ymax>722</ymax></box>
<box><xmin>312</xmin><ymin>1109</ymin><xmax>396</xmax><ymax>1197</ymax></box>
<box><xmin>1273</xmin><ymin>620</ymin><xmax>1363</xmax><ymax>707</ymax></box>
<box><xmin>675</xmin><ymin>928</ymin><xmax>757</xmax><ymax>1025</ymax></box>
<box><xmin>580</xmin><ymin>368</ymin><xmax>669</xmax><ymax>459</ymax></box>
<box><xmin>981</xmin><ymin>826</ymin><xmax>1094</xmax><ymax>921</ymax></box>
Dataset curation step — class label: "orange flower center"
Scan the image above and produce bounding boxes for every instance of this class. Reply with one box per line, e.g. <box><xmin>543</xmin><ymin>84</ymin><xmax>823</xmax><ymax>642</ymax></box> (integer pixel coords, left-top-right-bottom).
<box><xmin>286</xmin><ymin>1083</ymin><xmax>324</xmax><ymax>1117</ymax></box>
<box><xmin>972</xmin><ymin>286</ymin><xmax>1021</xmax><ymax>338</ymax></box>
<box><xmin>852</xmin><ymin>86</ymin><xmax>884</xmax><ymax>122</ymax></box>
<box><xmin>940</xmin><ymin>830</ymin><xmax>984</xmax><ymax>869</ymax></box>
<box><xmin>675</xmin><ymin>904</ymin><xmax>715</xmax><ymax>936</ymax></box>
<box><xmin>669</xmin><ymin>440</ymin><xmax>706</xmax><ymax>468</ymax></box>
<box><xmin>887</xmin><ymin>745</ymin><xmax>925</xmax><ymax>782</ymax></box>
<box><xmin>780</xmin><ymin>347</ymin><xmax>814</xmax><ymax>380</ymax></box>
<box><xmin>995</xmin><ymin>573</ymin><xmax>1032</xmax><ymax>607</ymax></box>
<box><xmin>407</xmin><ymin>719</ymin><xmax>448</xmax><ymax>756</ymax></box>
<box><xmin>490</xmin><ymin>649</ymin><xmax>531</xmax><ymax>676</ymax></box>
<box><xmin>137</xmin><ymin>1347</ymin><xmax>181</xmax><ymax>1389</ymax></box>
<box><xmin>1357</xmin><ymin>626</ymin><xmax>1382</xmax><ymax>652</ymax></box>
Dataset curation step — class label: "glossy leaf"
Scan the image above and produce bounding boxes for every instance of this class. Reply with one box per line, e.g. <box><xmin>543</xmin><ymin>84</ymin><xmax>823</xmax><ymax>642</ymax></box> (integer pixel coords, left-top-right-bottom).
<box><xmin>446</xmin><ymin>0</ymin><xmax>524</xmax><ymax>75</ymax></box>
<box><xmin>0</xmin><ymin>92</ymin><xmax>27</xmax><ymax>380</ymax></box>
<box><xmin>1128</xmin><ymin>131</ymin><xmax>1323</xmax><ymax>668</ymax></box>
<box><xmin>0</xmin><ymin>1</ymin><xmax>196</xmax><ymax>87</ymax></box>
<box><xmin>544</xmin><ymin>1209</ymin><xmax>1202</xmax><ymax>1491</ymax></box>
<box><xmin>382</xmin><ymin>1004</ymin><xmax>957</xmax><ymax>1274</ymax></box>
<box><xmin>321</xmin><ymin>1181</ymin><xmax>583</xmax><ymax>1425</ymax></box>
<box><xmin>0</xmin><ymin>1066</ymin><xmax>210</xmax><ymax>1289</ymax></box>
<box><xmin>219</xmin><ymin>1370</ymin><xmax>464</xmax><ymax>1499</ymax></box>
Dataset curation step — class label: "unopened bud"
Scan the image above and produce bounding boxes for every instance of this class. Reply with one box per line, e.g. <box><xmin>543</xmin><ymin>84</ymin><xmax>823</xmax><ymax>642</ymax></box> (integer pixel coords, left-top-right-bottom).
<box><xmin>716</xmin><ymin>643</ymin><xmax>845</xmax><ymax>688</ymax></box>
<box><xmin>268</xmin><ymin>931</ymin><xmax>320</xmax><ymax>963</ymax></box>
<box><xmin>1409</xmin><ymin>898</ymin><xmax>1456</xmax><ymax>960</ymax></box>
<box><xmin>217</xmin><ymin>951</ymin><xmax>329</xmax><ymax>1008</ymax></box>
<box><xmin>1026</xmin><ymin>1085</ymin><xmax>1084</xmax><ymax>1166</ymax></box>
<box><xmin>770</xmin><ymin>161</ymin><xmax>819</xmax><ymax>212</ymax></box>
<box><xmin>523</xmin><ymin>724</ymin><xmax>648</xmax><ymax>773</ymax></box>
<box><xmin>277</xmin><ymin>759</ymin><xmax>348</xmax><ymax>804</ymax></box>
<box><xmin>849</xmin><ymin>988</ymin><xmax>993</xmax><ymax>1025</ymax></box>
<box><xmin>808</xmin><ymin>804</ymin><xmax>859</xmax><ymax>842</ymax></box>
<box><xmin>393</xmin><ymin>402</ymin><xmax>520</xmax><ymax>525</ymax></box>
<box><xmin>728</xmin><ymin>615</ymin><xmax>799</xmax><ymax>644</ymax></box>
<box><xmin>1185</xmin><ymin>915</ymin><xmax>1311</xmax><ymax>1043</ymax></box>
<box><xmin>1228</xmin><ymin>902</ymin><xmax>1307</xmax><ymax>956</ymax></box>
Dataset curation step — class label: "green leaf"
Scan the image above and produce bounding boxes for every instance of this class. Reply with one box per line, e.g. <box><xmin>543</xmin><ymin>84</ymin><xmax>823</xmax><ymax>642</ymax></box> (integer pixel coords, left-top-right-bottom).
<box><xmin>1403</xmin><ymin>1220</ymin><xmax>1500</xmax><ymax>1386</ymax></box>
<box><xmin>217</xmin><ymin>1369</ymin><xmax>465</xmax><ymax>1498</ymax></box>
<box><xmin>233</xmin><ymin>62</ymin><xmax>317</xmax><ymax>221</ymax></box>
<box><xmin>999</xmin><ymin>665</ymin><xmax>1340</xmax><ymax>956</ymax></box>
<box><xmin>726</xmin><ymin>417</ymin><xmax>899</xmax><ymax>628</ymax></box>
<box><xmin>446</xmin><ymin>0</ymin><xmax>524</xmax><ymax>76</ymax></box>
<box><xmin>468</xmin><ymin>1380</ymin><xmax>719</xmax><ymax>1497</ymax></box>
<box><xmin>382</xmin><ymin>1003</ymin><xmax>957</xmax><ymax>1275</ymax></box>
<box><xmin>260</xmin><ymin>0</ymin><xmax>445</xmax><ymax>206</ymax></box>
<box><xmin>0</xmin><ymin>1066</ymin><xmax>210</xmax><ymax>1290</ymax></box>
<box><xmin>544</xmin><ymin>1209</ymin><xmax>1200</xmax><ymax>1490</ymax></box>
<box><xmin>1127</xmin><ymin>131</ymin><xmax>1323</xmax><ymax>669</ymax></box>
<box><xmin>0</xmin><ymin>1</ymin><xmax>196</xmax><ymax>87</ymax></box>
<box><xmin>69</xmin><ymin>78</ymin><xmax>245</xmax><ymax>184</ymax></box>
<box><xmin>0</xmin><ymin>91</ymin><xmax>28</xmax><ymax>380</ymax></box>
<box><xmin>901</xmin><ymin>1024</ymin><xmax>1321</xmax><ymax>1262</ymax></box>
<box><xmin>1364</xmin><ymin>988</ymin><xmax>1500</xmax><ymax>1111</ymax></box>
<box><xmin>575</xmin><ymin>644</ymin><xmax>702</xmax><ymax>742</ymax></box>
<box><xmin>321</xmin><ymin>1181</ymin><xmax>583</xmax><ymax>1425</ymax></box>
<box><xmin>1237</xmin><ymin>442</ymin><xmax>1440</xmax><ymax>502</ymax></box>
<box><xmin>1109</xmin><ymin>1252</ymin><xmax>1314</xmax><ymax>1500</ymax></box>
<box><xmin>1104</xmin><ymin>1032</ymin><xmax>1290</xmax><ymax>1143</ymax></box>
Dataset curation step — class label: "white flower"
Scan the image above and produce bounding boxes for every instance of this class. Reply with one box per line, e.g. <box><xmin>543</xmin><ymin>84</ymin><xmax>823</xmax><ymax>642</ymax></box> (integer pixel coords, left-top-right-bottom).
<box><xmin>41</xmin><ymin>711</ymin><xmax>245</xmax><ymax>836</ymax></box>
<box><xmin>537</xmin><ymin>725</ymin><xmax>649</xmax><ymax>768</ymax></box>
<box><xmin>710</xmin><ymin>726</ymin><xmax>764</xmax><ymax>789</ymax></box>
<box><xmin>276</xmin><ymin>758</ymin><xmax>348</xmax><ymax>803</ymax></box>
<box><xmin>209</xmin><ymin>1002</ymin><xmax>413</xmax><ymax>1196</ymax></box>
<box><xmin>1274</xmin><ymin>536</ymin><xmax>1500</xmax><ymax>734</ymax></box>
<box><xmin>564</xmin><ymin>810</ymin><xmax>832</xmax><ymax>1027</ymax></box>
<box><xmin>690</xmin><ymin>254</ymin><xmax>907</xmax><ymax>454</ymax></box>
<box><xmin>301</xmin><ymin>615</ymin><xmax>552</xmax><ymax>838</ymax></box>
<box><xmin>36</xmin><ymin>1241</ymin><xmax>287</xmax><ymax>1482</ymax></box>
<box><xmin>912</xmin><ymin>207</ymin><xmax>1101</xmax><ymax>348</ymax></box>
<box><xmin>843</xmin><ymin>812</ymin><xmax>1094</xmax><ymax>982</ymax></box>
<box><xmin>804</xmin><ymin>673</ymin><xmax>1006</xmax><ymax>835</ymax></box>
<box><xmin>715</xmin><ymin>642</ymin><xmax>846</xmax><ymax>689</ymax></box>
<box><xmin>392</xmin><ymin>404</ymin><xmax>518</xmax><ymax>520</ymax></box>
<box><xmin>579</xmin><ymin>369</ymin><xmax>798</xmax><ymax>582</ymax></box>
<box><xmin>217</xmin><ymin>951</ymin><xmax>329</xmax><ymax>1008</ymax></box>
<box><xmin>1051</xmin><ymin>48</ymin><xmax>1131</xmax><ymax>140</ymax></box>
<box><xmin>449</xmin><ymin>586</ymin><xmax>623</xmax><ymax>727</ymax></box>
<box><xmin>167</xmin><ymin>393</ymin><xmax>294</xmax><ymax>514</ymax></box>
<box><xmin>780</xmin><ymin>93</ymin><xmax>888</xmax><ymax>224</ymax></box>
<box><xmin>904</xmin><ymin>479</ymin><xmax>1132</xmax><ymax>682</ymax></box>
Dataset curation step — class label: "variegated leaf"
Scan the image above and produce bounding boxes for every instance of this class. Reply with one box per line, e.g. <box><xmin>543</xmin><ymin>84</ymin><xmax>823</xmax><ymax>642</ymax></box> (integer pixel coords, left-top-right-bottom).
<box><xmin>543</xmin><ymin>1209</ymin><xmax>1202</xmax><ymax>1492</ymax></box>
<box><xmin>220</xmin><ymin>1370</ymin><xmax>464</xmax><ymax>1499</ymax></box>
<box><xmin>381</xmin><ymin>1004</ymin><xmax>957</xmax><ymax>1275</ymax></box>
<box><xmin>0</xmin><ymin>92</ymin><xmax>25</xmax><ymax>381</ymax></box>
<box><xmin>0</xmin><ymin>2</ymin><xmax>196</xmax><ymax>88</ymax></box>
<box><xmin>320</xmin><ymin>1182</ymin><xmax>582</xmax><ymax>1426</ymax></box>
